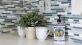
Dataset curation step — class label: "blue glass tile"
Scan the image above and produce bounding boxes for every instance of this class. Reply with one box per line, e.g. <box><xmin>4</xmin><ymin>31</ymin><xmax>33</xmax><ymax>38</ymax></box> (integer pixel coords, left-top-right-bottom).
<box><xmin>62</xmin><ymin>1</ymin><xmax>71</xmax><ymax>4</ymax></box>
<box><xmin>67</xmin><ymin>12</ymin><xmax>71</xmax><ymax>14</ymax></box>
<box><xmin>2</xmin><ymin>13</ymin><xmax>10</xmax><ymax>14</ymax></box>
<box><xmin>51</xmin><ymin>8</ymin><xmax>64</xmax><ymax>10</ymax></box>
<box><xmin>56</xmin><ymin>10</ymin><xmax>65</xmax><ymax>12</ymax></box>
<box><xmin>67</xmin><ymin>0</ymin><xmax>71</xmax><ymax>1</ymax></box>
<box><xmin>47</xmin><ymin>18</ymin><xmax>50</xmax><ymax>20</ymax></box>
<box><xmin>73</xmin><ymin>27</ymin><xmax>82</xmax><ymax>29</ymax></box>
<box><xmin>74</xmin><ymin>34</ymin><xmax>79</xmax><ymax>36</ymax></box>
<box><xmin>74</xmin><ymin>20</ymin><xmax>79</xmax><ymax>22</ymax></box>
<box><xmin>51</xmin><ymin>4</ymin><xmax>59</xmax><ymax>6</ymax></box>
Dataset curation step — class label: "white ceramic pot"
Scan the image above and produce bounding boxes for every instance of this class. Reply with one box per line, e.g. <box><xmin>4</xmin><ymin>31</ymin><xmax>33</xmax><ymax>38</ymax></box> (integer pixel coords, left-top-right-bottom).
<box><xmin>25</xmin><ymin>27</ymin><xmax>36</xmax><ymax>39</ymax></box>
<box><xmin>17</xmin><ymin>26</ymin><xmax>25</xmax><ymax>37</ymax></box>
<box><xmin>36</xmin><ymin>27</ymin><xmax>50</xmax><ymax>41</ymax></box>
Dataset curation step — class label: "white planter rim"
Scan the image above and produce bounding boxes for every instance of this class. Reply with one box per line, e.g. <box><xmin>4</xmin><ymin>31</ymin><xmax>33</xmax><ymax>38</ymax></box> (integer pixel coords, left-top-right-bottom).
<box><xmin>35</xmin><ymin>27</ymin><xmax>47</xmax><ymax>28</ymax></box>
<box><xmin>25</xmin><ymin>27</ymin><xmax>35</xmax><ymax>28</ymax></box>
<box><xmin>25</xmin><ymin>27</ymin><xmax>36</xmax><ymax>31</ymax></box>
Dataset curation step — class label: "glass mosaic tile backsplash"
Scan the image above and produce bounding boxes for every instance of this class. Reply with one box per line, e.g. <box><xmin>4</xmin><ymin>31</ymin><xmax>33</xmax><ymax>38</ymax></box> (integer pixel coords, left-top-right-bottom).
<box><xmin>0</xmin><ymin>0</ymin><xmax>82</xmax><ymax>44</ymax></box>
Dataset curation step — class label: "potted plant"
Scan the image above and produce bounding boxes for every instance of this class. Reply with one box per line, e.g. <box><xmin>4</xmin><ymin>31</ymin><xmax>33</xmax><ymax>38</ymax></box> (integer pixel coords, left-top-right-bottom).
<box><xmin>17</xmin><ymin>16</ymin><xmax>26</xmax><ymax>37</ymax></box>
<box><xmin>35</xmin><ymin>15</ymin><xmax>50</xmax><ymax>41</ymax></box>
<box><xmin>24</xmin><ymin>11</ymin><xmax>38</xmax><ymax>39</ymax></box>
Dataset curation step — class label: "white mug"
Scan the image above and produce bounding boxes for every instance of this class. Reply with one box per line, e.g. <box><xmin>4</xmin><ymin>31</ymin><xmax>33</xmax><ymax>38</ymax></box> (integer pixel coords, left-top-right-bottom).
<box><xmin>36</xmin><ymin>27</ymin><xmax>50</xmax><ymax>41</ymax></box>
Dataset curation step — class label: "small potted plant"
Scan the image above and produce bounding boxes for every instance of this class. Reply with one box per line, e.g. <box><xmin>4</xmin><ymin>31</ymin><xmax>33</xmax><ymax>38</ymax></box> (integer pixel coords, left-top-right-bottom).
<box><xmin>35</xmin><ymin>15</ymin><xmax>50</xmax><ymax>41</ymax></box>
<box><xmin>24</xmin><ymin>11</ymin><xmax>38</xmax><ymax>39</ymax></box>
<box><xmin>17</xmin><ymin>16</ymin><xmax>26</xmax><ymax>37</ymax></box>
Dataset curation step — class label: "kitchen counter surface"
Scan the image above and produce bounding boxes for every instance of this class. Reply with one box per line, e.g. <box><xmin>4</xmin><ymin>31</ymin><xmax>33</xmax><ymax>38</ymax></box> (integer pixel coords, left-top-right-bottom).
<box><xmin>0</xmin><ymin>33</ymin><xmax>82</xmax><ymax>45</ymax></box>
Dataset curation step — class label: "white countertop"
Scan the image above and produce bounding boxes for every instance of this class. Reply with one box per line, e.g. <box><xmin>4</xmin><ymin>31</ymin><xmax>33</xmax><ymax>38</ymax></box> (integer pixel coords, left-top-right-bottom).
<box><xmin>0</xmin><ymin>33</ymin><xmax>82</xmax><ymax>45</ymax></box>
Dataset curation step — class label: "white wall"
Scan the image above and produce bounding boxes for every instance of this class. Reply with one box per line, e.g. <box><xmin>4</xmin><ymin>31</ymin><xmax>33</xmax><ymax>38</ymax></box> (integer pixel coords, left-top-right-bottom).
<box><xmin>44</xmin><ymin>0</ymin><xmax>51</xmax><ymax>13</ymax></box>
<box><xmin>39</xmin><ymin>0</ymin><xmax>44</xmax><ymax>14</ymax></box>
<box><xmin>81</xmin><ymin>0</ymin><xmax>82</xmax><ymax>13</ymax></box>
<box><xmin>71</xmin><ymin>0</ymin><xmax>82</xmax><ymax>15</ymax></box>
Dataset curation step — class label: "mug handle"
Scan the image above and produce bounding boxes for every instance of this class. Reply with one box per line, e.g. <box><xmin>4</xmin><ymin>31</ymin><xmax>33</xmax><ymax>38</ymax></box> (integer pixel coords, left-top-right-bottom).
<box><xmin>46</xmin><ymin>30</ymin><xmax>50</xmax><ymax>37</ymax></box>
